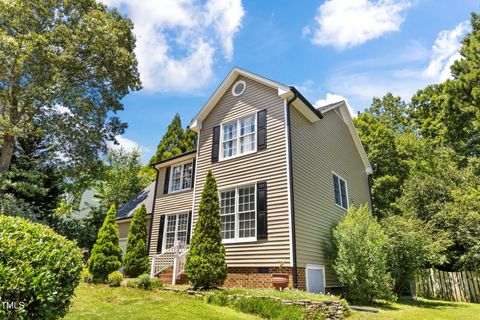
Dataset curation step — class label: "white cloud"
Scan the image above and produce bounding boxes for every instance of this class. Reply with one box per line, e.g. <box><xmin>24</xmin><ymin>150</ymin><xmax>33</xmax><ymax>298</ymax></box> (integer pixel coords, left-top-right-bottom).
<box><xmin>423</xmin><ymin>21</ymin><xmax>470</xmax><ymax>81</ymax></box>
<box><xmin>102</xmin><ymin>0</ymin><xmax>244</xmax><ymax>92</ymax></box>
<box><xmin>107</xmin><ymin>135</ymin><xmax>149</xmax><ymax>154</ymax></box>
<box><xmin>314</xmin><ymin>93</ymin><xmax>355</xmax><ymax>117</ymax></box>
<box><xmin>308</xmin><ymin>0</ymin><xmax>412</xmax><ymax>49</ymax></box>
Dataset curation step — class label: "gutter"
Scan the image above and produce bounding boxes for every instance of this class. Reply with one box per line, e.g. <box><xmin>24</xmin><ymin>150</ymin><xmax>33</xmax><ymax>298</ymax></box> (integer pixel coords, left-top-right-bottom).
<box><xmin>286</xmin><ymin>90</ymin><xmax>299</xmax><ymax>289</ymax></box>
<box><xmin>146</xmin><ymin>166</ymin><xmax>160</xmax><ymax>253</ymax></box>
<box><xmin>289</xmin><ymin>86</ymin><xmax>323</xmax><ymax>120</ymax></box>
<box><xmin>367</xmin><ymin>173</ymin><xmax>375</xmax><ymax>217</ymax></box>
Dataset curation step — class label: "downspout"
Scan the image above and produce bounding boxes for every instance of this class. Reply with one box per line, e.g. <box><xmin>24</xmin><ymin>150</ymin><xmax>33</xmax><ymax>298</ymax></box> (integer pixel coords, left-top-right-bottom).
<box><xmin>367</xmin><ymin>173</ymin><xmax>375</xmax><ymax>217</ymax></box>
<box><xmin>286</xmin><ymin>90</ymin><xmax>298</xmax><ymax>289</ymax></box>
<box><xmin>146</xmin><ymin>166</ymin><xmax>160</xmax><ymax>254</ymax></box>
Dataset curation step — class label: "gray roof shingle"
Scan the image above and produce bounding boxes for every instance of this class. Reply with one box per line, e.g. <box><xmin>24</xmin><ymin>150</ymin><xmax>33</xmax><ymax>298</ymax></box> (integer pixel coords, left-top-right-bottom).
<box><xmin>116</xmin><ymin>181</ymin><xmax>155</xmax><ymax>220</ymax></box>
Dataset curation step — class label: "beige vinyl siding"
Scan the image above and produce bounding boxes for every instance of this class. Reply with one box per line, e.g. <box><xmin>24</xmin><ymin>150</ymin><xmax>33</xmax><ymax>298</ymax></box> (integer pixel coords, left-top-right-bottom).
<box><xmin>290</xmin><ymin>106</ymin><xmax>371</xmax><ymax>287</ymax></box>
<box><xmin>148</xmin><ymin>164</ymin><xmax>194</xmax><ymax>256</ymax></box>
<box><xmin>117</xmin><ymin>216</ymin><xmax>151</xmax><ymax>239</ymax></box>
<box><xmin>194</xmin><ymin>75</ymin><xmax>290</xmax><ymax>267</ymax></box>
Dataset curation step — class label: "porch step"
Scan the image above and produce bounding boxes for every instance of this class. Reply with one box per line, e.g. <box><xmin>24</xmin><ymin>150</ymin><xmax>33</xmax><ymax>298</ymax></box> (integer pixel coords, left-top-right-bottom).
<box><xmin>156</xmin><ymin>272</ymin><xmax>188</xmax><ymax>285</ymax></box>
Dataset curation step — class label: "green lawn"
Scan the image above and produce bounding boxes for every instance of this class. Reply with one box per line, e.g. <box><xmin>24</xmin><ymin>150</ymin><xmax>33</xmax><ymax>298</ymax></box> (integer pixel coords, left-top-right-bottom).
<box><xmin>223</xmin><ymin>288</ymin><xmax>341</xmax><ymax>302</ymax></box>
<box><xmin>350</xmin><ymin>298</ymin><xmax>480</xmax><ymax>320</ymax></box>
<box><xmin>66</xmin><ymin>284</ymin><xmax>258</xmax><ymax>320</ymax></box>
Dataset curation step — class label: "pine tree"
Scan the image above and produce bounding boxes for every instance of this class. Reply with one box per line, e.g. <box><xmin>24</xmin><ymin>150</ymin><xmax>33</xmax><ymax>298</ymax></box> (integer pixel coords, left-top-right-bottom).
<box><xmin>148</xmin><ymin>114</ymin><xmax>197</xmax><ymax>165</ymax></box>
<box><xmin>123</xmin><ymin>204</ymin><xmax>149</xmax><ymax>277</ymax></box>
<box><xmin>185</xmin><ymin>170</ymin><xmax>227</xmax><ymax>289</ymax></box>
<box><xmin>87</xmin><ymin>204</ymin><xmax>122</xmax><ymax>282</ymax></box>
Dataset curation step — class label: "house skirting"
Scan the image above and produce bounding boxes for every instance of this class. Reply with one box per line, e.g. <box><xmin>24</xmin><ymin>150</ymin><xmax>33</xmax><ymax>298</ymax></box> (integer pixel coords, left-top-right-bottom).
<box><xmin>224</xmin><ymin>267</ymin><xmax>306</xmax><ymax>290</ymax></box>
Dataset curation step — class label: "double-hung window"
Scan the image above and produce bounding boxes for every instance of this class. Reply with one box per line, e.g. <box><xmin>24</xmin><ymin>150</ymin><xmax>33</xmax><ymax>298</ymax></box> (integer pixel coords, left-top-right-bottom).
<box><xmin>169</xmin><ymin>161</ymin><xmax>193</xmax><ymax>193</ymax></box>
<box><xmin>333</xmin><ymin>173</ymin><xmax>348</xmax><ymax>209</ymax></box>
<box><xmin>220</xmin><ymin>184</ymin><xmax>256</xmax><ymax>242</ymax></box>
<box><xmin>221</xmin><ymin>114</ymin><xmax>256</xmax><ymax>160</ymax></box>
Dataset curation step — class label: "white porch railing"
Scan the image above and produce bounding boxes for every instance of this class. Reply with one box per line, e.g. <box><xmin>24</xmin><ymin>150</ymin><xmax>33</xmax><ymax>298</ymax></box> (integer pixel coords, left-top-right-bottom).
<box><xmin>150</xmin><ymin>241</ymin><xmax>188</xmax><ymax>284</ymax></box>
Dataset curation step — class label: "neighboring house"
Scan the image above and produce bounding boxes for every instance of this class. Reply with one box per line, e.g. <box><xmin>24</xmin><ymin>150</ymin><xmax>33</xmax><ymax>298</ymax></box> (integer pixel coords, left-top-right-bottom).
<box><xmin>72</xmin><ymin>188</ymin><xmax>99</xmax><ymax>219</ymax></box>
<box><xmin>116</xmin><ymin>181</ymin><xmax>155</xmax><ymax>254</ymax></box>
<box><xmin>119</xmin><ymin>68</ymin><xmax>372</xmax><ymax>292</ymax></box>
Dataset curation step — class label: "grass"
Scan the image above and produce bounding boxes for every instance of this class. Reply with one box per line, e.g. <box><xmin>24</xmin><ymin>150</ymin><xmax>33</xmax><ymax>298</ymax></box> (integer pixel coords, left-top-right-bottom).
<box><xmin>66</xmin><ymin>284</ymin><xmax>258</xmax><ymax>320</ymax></box>
<box><xmin>350</xmin><ymin>298</ymin><xmax>480</xmax><ymax>320</ymax></box>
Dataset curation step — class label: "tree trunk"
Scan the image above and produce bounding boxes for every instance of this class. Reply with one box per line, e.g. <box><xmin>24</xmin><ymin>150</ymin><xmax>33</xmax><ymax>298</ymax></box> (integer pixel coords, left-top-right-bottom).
<box><xmin>0</xmin><ymin>134</ymin><xmax>15</xmax><ymax>173</ymax></box>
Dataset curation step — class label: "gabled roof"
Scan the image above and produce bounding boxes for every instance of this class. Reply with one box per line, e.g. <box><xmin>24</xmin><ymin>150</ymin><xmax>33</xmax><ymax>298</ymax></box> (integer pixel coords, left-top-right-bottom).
<box><xmin>317</xmin><ymin>100</ymin><xmax>373</xmax><ymax>174</ymax></box>
<box><xmin>116</xmin><ymin>181</ymin><xmax>155</xmax><ymax>220</ymax></box>
<box><xmin>189</xmin><ymin>67</ymin><xmax>322</xmax><ymax>131</ymax></box>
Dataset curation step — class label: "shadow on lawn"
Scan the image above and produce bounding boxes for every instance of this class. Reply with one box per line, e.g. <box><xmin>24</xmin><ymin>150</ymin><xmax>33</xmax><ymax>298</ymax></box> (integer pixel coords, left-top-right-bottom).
<box><xmin>364</xmin><ymin>298</ymin><xmax>464</xmax><ymax>311</ymax></box>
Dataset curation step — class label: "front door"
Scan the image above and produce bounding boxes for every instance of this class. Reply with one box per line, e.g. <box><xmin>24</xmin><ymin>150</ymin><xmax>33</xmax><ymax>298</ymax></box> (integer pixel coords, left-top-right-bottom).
<box><xmin>162</xmin><ymin>213</ymin><xmax>189</xmax><ymax>251</ymax></box>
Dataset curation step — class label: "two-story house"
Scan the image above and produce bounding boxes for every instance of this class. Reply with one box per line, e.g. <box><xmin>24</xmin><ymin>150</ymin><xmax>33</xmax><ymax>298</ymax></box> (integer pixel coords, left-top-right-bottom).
<box><xmin>117</xmin><ymin>67</ymin><xmax>372</xmax><ymax>293</ymax></box>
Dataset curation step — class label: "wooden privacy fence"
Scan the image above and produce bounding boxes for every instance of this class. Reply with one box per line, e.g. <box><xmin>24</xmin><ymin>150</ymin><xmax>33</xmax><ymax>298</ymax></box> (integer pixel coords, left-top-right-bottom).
<box><xmin>415</xmin><ymin>268</ymin><xmax>480</xmax><ymax>303</ymax></box>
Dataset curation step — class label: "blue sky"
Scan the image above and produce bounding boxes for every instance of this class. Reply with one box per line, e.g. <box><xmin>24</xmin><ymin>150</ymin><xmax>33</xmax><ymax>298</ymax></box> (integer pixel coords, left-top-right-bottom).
<box><xmin>102</xmin><ymin>0</ymin><xmax>478</xmax><ymax>163</ymax></box>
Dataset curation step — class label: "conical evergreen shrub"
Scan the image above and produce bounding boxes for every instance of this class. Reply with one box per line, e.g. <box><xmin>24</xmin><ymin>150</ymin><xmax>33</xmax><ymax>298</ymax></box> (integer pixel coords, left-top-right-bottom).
<box><xmin>87</xmin><ymin>204</ymin><xmax>122</xmax><ymax>282</ymax></box>
<box><xmin>185</xmin><ymin>170</ymin><xmax>227</xmax><ymax>289</ymax></box>
<box><xmin>123</xmin><ymin>204</ymin><xmax>149</xmax><ymax>277</ymax></box>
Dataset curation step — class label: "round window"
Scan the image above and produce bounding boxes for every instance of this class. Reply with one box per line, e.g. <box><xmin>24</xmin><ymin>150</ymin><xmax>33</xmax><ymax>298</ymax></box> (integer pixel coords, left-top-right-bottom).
<box><xmin>232</xmin><ymin>80</ymin><xmax>246</xmax><ymax>96</ymax></box>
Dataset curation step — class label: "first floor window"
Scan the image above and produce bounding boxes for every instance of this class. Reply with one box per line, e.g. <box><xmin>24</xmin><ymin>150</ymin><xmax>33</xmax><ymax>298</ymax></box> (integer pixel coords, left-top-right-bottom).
<box><xmin>163</xmin><ymin>213</ymin><xmax>189</xmax><ymax>250</ymax></box>
<box><xmin>169</xmin><ymin>161</ymin><xmax>193</xmax><ymax>192</ymax></box>
<box><xmin>220</xmin><ymin>184</ymin><xmax>256</xmax><ymax>241</ymax></box>
<box><xmin>333</xmin><ymin>173</ymin><xmax>348</xmax><ymax>209</ymax></box>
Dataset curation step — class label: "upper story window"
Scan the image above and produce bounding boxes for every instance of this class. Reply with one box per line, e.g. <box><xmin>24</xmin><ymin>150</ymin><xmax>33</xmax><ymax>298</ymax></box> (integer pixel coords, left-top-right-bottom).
<box><xmin>333</xmin><ymin>173</ymin><xmax>348</xmax><ymax>209</ymax></box>
<box><xmin>220</xmin><ymin>184</ymin><xmax>256</xmax><ymax>243</ymax></box>
<box><xmin>169</xmin><ymin>161</ymin><xmax>193</xmax><ymax>193</ymax></box>
<box><xmin>221</xmin><ymin>114</ymin><xmax>256</xmax><ymax>160</ymax></box>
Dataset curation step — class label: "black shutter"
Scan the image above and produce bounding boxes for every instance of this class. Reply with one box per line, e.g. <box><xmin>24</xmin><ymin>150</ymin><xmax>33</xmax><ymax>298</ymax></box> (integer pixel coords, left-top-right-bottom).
<box><xmin>163</xmin><ymin>167</ymin><xmax>171</xmax><ymax>194</ymax></box>
<box><xmin>156</xmin><ymin>215</ymin><xmax>166</xmax><ymax>253</ymax></box>
<box><xmin>191</xmin><ymin>159</ymin><xmax>196</xmax><ymax>189</ymax></box>
<box><xmin>212</xmin><ymin>125</ymin><xmax>220</xmax><ymax>163</ymax></box>
<box><xmin>257</xmin><ymin>181</ymin><xmax>267</xmax><ymax>240</ymax></box>
<box><xmin>257</xmin><ymin>109</ymin><xmax>267</xmax><ymax>150</ymax></box>
<box><xmin>186</xmin><ymin>211</ymin><xmax>193</xmax><ymax>244</ymax></box>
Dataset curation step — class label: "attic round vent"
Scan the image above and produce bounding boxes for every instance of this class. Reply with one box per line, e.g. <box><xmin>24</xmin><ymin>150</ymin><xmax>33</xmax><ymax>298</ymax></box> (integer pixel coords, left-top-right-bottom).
<box><xmin>232</xmin><ymin>80</ymin><xmax>246</xmax><ymax>96</ymax></box>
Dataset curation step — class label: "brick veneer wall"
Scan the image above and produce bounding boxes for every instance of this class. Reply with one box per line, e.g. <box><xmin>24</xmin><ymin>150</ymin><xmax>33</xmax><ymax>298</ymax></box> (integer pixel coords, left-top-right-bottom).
<box><xmin>224</xmin><ymin>267</ymin><xmax>306</xmax><ymax>290</ymax></box>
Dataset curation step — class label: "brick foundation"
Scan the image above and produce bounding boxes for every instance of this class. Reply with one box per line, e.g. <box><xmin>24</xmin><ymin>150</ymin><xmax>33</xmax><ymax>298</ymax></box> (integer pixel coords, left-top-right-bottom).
<box><xmin>224</xmin><ymin>267</ymin><xmax>306</xmax><ymax>290</ymax></box>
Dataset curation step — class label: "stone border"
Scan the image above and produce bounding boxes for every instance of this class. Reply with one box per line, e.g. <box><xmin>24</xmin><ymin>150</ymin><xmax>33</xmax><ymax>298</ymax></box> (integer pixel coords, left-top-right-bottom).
<box><xmin>161</xmin><ymin>287</ymin><xmax>349</xmax><ymax>320</ymax></box>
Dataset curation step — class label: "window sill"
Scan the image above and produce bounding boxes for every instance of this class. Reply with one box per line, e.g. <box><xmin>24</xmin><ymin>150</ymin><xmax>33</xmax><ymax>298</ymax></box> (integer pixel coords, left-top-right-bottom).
<box><xmin>164</xmin><ymin>188</ymin><xmax>193</xmax><ymax>196</ymax></box>
<box><xmin>335</xmin><ymin>203</ymin><xmax>348</xmax><ymax>211</ymax></box>
<box><xmin>218</xmin><ymin>150</ymin><xmax>259</xmax><ymax>163</ymax></box>
<box><xmin>222</xmin><ymin>237</ymin><xmax>257</xmax><ymax>245</ymax></box>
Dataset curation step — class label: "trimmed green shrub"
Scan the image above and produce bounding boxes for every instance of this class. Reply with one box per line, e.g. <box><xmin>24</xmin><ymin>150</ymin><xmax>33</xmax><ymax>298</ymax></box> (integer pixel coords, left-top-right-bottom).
<box><xmin>123</xmin><ymin>204</ymin><xmax>149</xmax><ymax>277</ymax></box>
<box><xmin>185</xmin><ymin>170</ymin><xmax>227</xmax><ymax>289</ymax></box>
<box><xmin>87</xmin><ymin>204</ymin><xmax>122</xmax><ymax>282</ymax></box>
<box><xmin>151</xmin><ymin>278</ymin><xmax>164</xmax><ymax>290</ymax></box>
<box><xmin>331</xmin><ymin>205</ymin><xmax>393</xmax><ymax>304</ymax></box>
<box><xmin>125</xmin><ymin>278</ymin><xmax>138</xmax><ymax>288</ymax></box>
<box><xmin>107</xmin><ymin>271</ymin><xmax>124</xmax><ymax>287</ymax></box>
<box><xmin>0</xmin><ymin>215</ymin><xmax>82</xmax><ymax>320</ymax></box>
<box><xmin>81</xmin><ymin>267</ymin><xmax>93</xmax><ymax>283</ymax></box>
<box><xmin>136</xmin><ymin>274</ymin><xmax>152</xmax><ymax>290</ymax></box>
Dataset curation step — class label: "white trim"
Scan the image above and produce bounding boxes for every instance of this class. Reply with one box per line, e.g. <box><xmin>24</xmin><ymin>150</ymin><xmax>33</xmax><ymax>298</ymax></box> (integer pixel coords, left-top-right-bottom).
<box><xmin>190</xmin><ymin>139</ymin><xmax>200</xmax><ymax>242</ymax></box>
<box><xmin>218</xmin><ymin>183</ymin><xmax>257</xmax><ymax>244</ymax></box>
<box><xmin>189</xmin><ymin>67</ymin><xmax>290</xmax><ymax>132</ymax></box>
<box><xmin>231</xmin><ymin>80</ymin><xmax>246</xmax><ymax>96</ymax></box>
<box><xmin>332</xmin><ymin>171</ymin><xmax>349</xmax><ymax>210</ymax></box>
<box><xmin>284</xmin><ymin>98</ymin><xmax>294</xmax><ymax>268</ymax></box>
<box><xmin>161</xmin><ymin>212</ymin><xmax>189</xmax><ymax>252</ymax></box>
<box><xmin>219</xmin><ymin>113</ymin><xmax>257</xmax><ymax>162</ymax></box>
<box><xmin>168</xmin><ymin>159</ymin><xmax>194</xmax><ymax>194</ymax></box>
<box><xmin>305</xmin><ymin>264</ymin><xmax>326</xmax><ymax>293</ymax></box>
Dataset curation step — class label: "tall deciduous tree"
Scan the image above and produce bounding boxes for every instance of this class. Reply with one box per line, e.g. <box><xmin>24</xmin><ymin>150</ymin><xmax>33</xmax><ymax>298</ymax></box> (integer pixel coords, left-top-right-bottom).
<box><xmin>185</xmin><ymin>170</ymin><xmax>227</xmax><ymax>289</ymax></box>
<box><xmin>95</xmin><ymin>149</ymin><xmax>151</xmax><ymax>209</ymax></box>
<box><xmin>87</xmin><ymin>204</ymin><xmax>122</xmax><ymax>282</ymax></box>
<box><xmin>0</xmin><ymin>0</ymin><xmax>141</xmax><ymax>173</ymax></box>
<box><xmin>123</xmin><ymin>204</ymin><xmax>149</xmax><ymax>277</ymax></box>
<box><xmin>148</xmin><ymin>114</ymin><xmax>197</xmax><ymax>165</ymax></box>
<box><xmin>410</xmin><ymin>13</ymin><xmax>480</xmax><ymax>159</ymax></box>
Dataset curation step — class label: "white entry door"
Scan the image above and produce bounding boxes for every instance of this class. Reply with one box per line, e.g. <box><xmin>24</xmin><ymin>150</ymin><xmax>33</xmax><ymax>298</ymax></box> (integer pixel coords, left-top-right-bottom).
<box><xmin>162</xmin><ymin>213</ymin><xmax>189</xmax><ymax>251</ymax></box>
